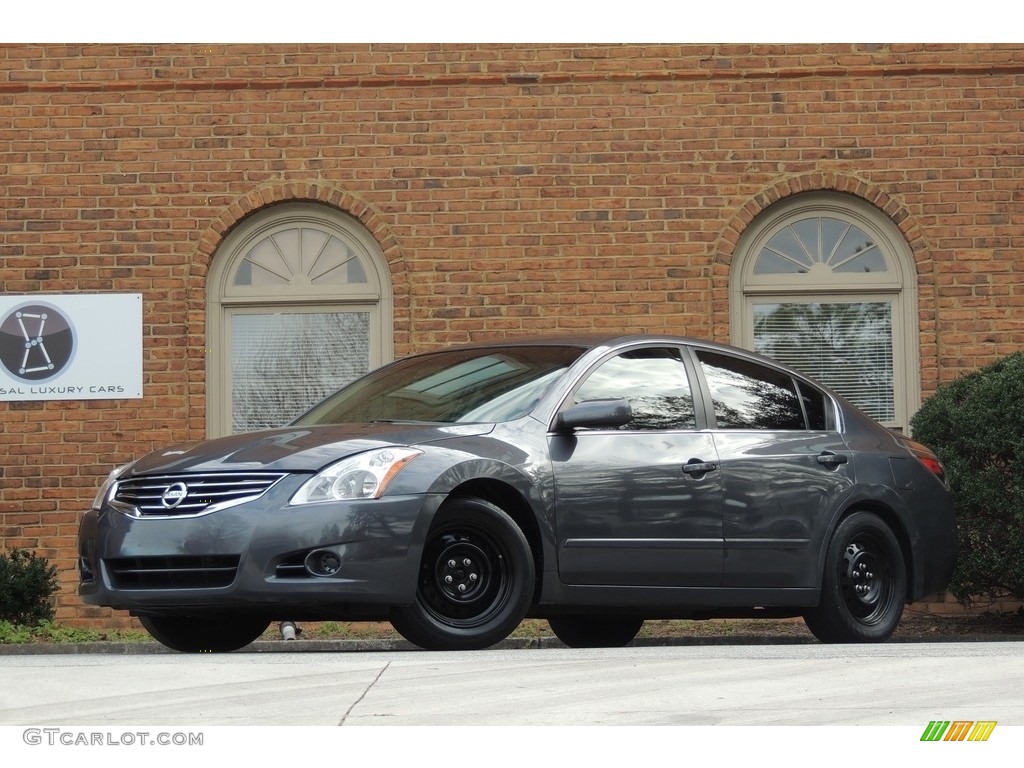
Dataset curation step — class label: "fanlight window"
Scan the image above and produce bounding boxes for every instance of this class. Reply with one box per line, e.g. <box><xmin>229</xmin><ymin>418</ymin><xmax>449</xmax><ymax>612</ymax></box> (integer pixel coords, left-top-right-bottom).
<box><xmin>753</xmin><ymin>217</ymin><xmax>889</xmax><ymax>276</ymax></box>
<box><xmin>232</xmin><ymin>227</ymin><xmax>369</xmax><ymax>288</ymax></box>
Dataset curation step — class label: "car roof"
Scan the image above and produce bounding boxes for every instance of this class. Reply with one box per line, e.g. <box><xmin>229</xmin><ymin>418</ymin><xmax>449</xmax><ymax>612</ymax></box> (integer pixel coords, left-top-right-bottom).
<box><xmin>415</xmin><ymin>333</ymin><xmax>765</xmax><ymax>359</ymax></box>
<box><xmin>411</xmin><ymin>333</ymin><xmax>845</xmax><ymax>401</ymax></box>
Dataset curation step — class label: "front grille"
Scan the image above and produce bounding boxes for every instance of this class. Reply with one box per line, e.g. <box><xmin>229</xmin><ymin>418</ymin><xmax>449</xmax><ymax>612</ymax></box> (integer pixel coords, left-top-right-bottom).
<box><xmin>113</xmin><ymin>472</ymin><xmax>287</xmax><ymax>517</ymax></box>
<box><xmin>106</xmin><ymin>555</ymin><xmax>240</xmax><ymax>589</ymax></box>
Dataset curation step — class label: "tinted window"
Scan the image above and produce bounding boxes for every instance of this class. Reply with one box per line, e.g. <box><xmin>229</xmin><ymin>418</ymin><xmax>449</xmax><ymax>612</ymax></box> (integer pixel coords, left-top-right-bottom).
<box><xmin>796</xmin><ymin>380</ymin><xmax>829</xmax><ymax>431</ymax></box>
<box><xmin>574</xmin><ymin>348</ymin><xmax>696</xmax><ymax>431</ymax></box>
<box><xmin>696</xmin><ymin>350</ymin><xmax>805</xmax><ymax>430</ymax></box>
<box><xmin>296</xmin><ymin>345</ymin><xmax>583</xmax><ymax>425</ymax></box>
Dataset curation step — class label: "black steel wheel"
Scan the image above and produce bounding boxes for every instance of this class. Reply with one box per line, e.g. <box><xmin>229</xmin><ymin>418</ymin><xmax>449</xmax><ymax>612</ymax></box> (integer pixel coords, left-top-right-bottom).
<box><xmin>804</xmin><ymin>511</ymin><xmax>906</xmax><ymax>643</ymax></box>
<box><xmin>137</xmin><ymin>614</ymin><xmax>269</xmax><ymax>653</ymax></box>
<box><xmin>390</xmin><ymin>496</ymin><xmax>534</xmax><ymax>650</ymax></box>
<box><xmin>548</xmin><ymin>616</ymin><xmax>644</xmax><ymax>648</ymax></box>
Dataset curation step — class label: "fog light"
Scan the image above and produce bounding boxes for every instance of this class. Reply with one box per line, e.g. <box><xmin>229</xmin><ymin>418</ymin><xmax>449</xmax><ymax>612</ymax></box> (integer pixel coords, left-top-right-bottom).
<box><xmin>304</xmin><ymin>549</ymin><xmax>341</xmax><ymax>577</ymax></box>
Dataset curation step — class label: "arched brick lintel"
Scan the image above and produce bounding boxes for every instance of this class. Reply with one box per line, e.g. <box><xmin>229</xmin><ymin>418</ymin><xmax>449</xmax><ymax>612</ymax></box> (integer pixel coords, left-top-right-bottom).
<box><xmin>715</xmin><ymin>173</ymin><xmax>931</xmax><ymax>272</ymax></box>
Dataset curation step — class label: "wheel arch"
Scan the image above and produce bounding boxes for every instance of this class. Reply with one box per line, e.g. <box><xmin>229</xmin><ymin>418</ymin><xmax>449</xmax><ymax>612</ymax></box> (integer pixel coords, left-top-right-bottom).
<box><xmin>826</xmin><ymin>499</ymin><xmax>916</xmax><ymax>601</ymax></box>
<box><xmin>447</xmin><ymin>478</ymin><xmax>546</xmax><ymax>604</ymax></box>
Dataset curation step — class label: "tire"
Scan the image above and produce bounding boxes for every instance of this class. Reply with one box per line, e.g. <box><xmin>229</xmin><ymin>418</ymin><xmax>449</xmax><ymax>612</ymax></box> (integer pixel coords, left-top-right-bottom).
<box><xmin>138</xmin><ymin>614</ymin><xmax>270</xmax><ymax>653</ymax></box>
<box><xmin>804</xmin><ymin>511</ymin><xmax>906</xmax><ymax>643</ymax></box>
<box><xmin>548</xmin><ymin>616</ymin><xmax>644</xmax><ymax>648</ymax></box>
<box><xmin>390</xmin><ymin>497</ymin><xmax>534</xmax><ymax>650</ymax></box>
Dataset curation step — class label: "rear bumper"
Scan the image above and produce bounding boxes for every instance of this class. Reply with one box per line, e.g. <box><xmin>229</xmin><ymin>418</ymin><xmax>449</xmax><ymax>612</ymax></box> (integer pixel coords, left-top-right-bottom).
<box><xmin>908</xmin><ymin>493</ymin><xmax>959</xmax><ymax>601</ymax></box>
<box><xmin>913</xmin><ymin>527</ymin><xmax>959</xmax><ymax>601</ymax></box>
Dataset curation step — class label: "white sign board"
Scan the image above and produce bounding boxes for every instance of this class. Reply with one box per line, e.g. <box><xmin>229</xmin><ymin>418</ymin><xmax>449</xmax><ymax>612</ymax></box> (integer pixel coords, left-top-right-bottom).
<box><xmin>0</xmin><ymin>294</ymin><xmax>143</xmax><ymax>401</ymax></box>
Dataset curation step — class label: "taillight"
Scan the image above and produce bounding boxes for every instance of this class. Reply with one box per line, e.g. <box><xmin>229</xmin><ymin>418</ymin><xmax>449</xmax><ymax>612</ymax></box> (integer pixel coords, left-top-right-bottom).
<box><xmin>902</xmin><ymin>437</ymin><xmax>947</xmax><ymax>486</ymax></box>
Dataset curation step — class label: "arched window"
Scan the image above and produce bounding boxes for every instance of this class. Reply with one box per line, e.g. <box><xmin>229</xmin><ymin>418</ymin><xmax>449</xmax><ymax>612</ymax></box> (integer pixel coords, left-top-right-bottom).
<box><xmin>207</xmin><ymin>203</ymin><xmax>393</xmax><ymax>436</ymax></box>
<box><xmin>730</xmin><ymin>193</ymin><xmax>919</xmax><ymax>431</ymax></box>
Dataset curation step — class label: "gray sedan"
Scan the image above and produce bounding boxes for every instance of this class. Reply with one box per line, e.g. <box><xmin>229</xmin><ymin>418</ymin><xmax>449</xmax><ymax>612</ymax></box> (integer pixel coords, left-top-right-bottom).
<box><xmin>78</xmin><ymin>335</ymin><xmax>957</xmax><ymax>651</ymax></box>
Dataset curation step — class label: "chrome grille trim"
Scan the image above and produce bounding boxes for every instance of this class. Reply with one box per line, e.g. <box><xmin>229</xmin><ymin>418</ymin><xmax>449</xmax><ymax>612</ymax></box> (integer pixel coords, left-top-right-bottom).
<box><xmin>112</xmin><ymin>472</ymin><xmax>288</xmax><ymax>518</ymax></box>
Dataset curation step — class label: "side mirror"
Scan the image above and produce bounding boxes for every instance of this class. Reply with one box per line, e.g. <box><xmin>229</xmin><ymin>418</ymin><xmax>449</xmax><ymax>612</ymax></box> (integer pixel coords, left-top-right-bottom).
<box><xmin>553</xmin><ymin>398</ymin><xmax>633</xmax><ymax>432</ymax></box>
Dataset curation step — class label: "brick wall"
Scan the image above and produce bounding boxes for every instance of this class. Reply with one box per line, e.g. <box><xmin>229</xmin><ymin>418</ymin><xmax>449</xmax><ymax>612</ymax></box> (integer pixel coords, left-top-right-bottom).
<box><xmin>2</xmin><ymin>44</ymin><xmax>1023</xmax><ymax>624</ymax></box>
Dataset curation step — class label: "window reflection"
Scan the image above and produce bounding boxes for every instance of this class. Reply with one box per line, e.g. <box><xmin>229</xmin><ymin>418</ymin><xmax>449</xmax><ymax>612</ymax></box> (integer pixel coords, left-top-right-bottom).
<box><xmin>575</xmin><ymin>348</ymin><xmax>696</xmax><ymax>431</ymax></box>
<box><xmin>697</xmin><ymin>351</ymin><xmax>804</xmax><ymax>430</ymax></box>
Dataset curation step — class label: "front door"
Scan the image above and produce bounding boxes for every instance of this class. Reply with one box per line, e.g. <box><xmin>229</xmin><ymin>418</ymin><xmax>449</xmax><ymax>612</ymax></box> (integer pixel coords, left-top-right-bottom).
<box><xmin>550</xmin><ymin>346</ymin><xmax>724</xmax><ymax>587</ymax></box>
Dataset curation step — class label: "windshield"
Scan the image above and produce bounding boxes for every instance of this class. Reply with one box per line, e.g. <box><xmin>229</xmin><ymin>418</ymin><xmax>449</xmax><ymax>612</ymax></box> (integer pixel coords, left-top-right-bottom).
<box><xmin>294</xmin><ymin>345</ymin><xmax>586</xmax><ymax>425</ymax></box>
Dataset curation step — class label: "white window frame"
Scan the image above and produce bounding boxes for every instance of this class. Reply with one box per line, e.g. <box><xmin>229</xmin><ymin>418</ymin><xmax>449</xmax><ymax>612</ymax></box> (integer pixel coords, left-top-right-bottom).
<box><xmin>729</xmin><ymin>193</ymin><xmax>920</xmax><ymax>431</ymax></box>
<box><xmin>207</xmin><ymin>203</ymin><xmax>393</xmax><ymax>437</ymax></box>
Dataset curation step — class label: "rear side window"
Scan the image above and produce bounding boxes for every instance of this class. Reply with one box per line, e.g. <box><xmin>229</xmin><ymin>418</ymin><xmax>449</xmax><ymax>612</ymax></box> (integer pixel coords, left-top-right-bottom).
<box><xmin>696</xmin><ymin>350</ymin><xmax>805</xmax><ymax>430</ymax></box>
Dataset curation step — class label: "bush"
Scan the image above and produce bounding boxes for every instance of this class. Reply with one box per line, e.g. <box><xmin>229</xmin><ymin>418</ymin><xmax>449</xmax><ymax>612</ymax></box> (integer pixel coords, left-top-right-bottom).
<box><xmin>0</xmin><ymin>548</ymin><xmax>60</xmax><ymax>626</ymax></box>
<box><xmin>910</xmin><ymin>352</ymin><xmax>1024</xmax><ymax>604</ymax></box>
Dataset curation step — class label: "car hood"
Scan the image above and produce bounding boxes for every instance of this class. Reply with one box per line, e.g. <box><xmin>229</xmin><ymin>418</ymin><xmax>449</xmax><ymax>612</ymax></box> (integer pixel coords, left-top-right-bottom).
<box><xmin>128</xmin><ymin>423</ymin><xmax>496</xmax><ymax>475</ymax></box>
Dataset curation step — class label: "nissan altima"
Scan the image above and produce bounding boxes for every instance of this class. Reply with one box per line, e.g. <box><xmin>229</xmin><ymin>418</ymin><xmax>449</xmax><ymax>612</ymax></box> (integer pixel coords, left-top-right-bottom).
<box><xmin>78</xmin><ymin>335</ymin><xmax>957</xmax><ymax>651</ymax></box>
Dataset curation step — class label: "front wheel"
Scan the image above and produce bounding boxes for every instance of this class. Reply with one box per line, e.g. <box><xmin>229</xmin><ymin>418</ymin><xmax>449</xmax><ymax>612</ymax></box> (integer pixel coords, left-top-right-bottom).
<box><xmin>548</xmin><ymin>616</ymin><xmax>644</xmax><ymax>648</ymax></box>
<box><xmin>390</xmin><ymin>497</ymin><xmax>534</xmax><ymax>650</ymax></box>
<box><xmin>138</xmin><ymin>614</ymin><xmax>269</xmax><ymax>653</ymax></box>
<box><xmin>804</xmin><ymin>511</ymin><xmax>906</xmax><ymax>643</ymax></box>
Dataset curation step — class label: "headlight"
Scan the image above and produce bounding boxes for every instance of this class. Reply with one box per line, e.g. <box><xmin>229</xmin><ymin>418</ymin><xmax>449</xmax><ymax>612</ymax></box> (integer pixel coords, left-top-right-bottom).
<box><xmin>290</xmin><ymin>448</ymin><xmax>423</xmax><ymax>504</ymax></box>
<box><xmin>91</xmin><ymin>461</ymin><xmax>136</xmax><ymax>510</ymax></box>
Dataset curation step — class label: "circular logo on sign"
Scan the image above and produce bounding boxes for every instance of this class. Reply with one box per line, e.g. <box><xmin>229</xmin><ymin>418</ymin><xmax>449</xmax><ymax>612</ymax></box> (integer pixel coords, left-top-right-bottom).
<box><xmin>0</xmin><ymin>302</ymin><xmax>76</xmax><ymax>382</ymax></box>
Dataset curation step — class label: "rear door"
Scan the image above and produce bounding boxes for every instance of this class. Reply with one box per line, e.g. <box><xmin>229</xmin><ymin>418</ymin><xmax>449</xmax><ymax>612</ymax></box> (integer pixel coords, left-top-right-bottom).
<box><xmin>550</xmin><ymin>345</ymin><xmax>724</xmax><ymax>587</ymax></box>
<box><xmin>691</xmin><ymin>348</ymin><xmax>854</xmax><ymax>589</ymax></box>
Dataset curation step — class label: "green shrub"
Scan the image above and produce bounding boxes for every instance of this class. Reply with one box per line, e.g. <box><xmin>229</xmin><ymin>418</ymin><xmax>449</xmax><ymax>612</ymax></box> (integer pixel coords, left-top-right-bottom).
<box><xmin>0</xmin><ymin>548</ymin><xmax>60</xmax><ymax>626</ymax></box>
<box><xmin>910</xmin><ymin>352</ymin><xmax>1024</xmax><ymax>604</ymax></box>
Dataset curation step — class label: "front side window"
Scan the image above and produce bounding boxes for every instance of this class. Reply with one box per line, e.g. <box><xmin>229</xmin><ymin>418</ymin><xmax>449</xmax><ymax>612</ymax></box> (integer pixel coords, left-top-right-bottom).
<box><xmin>573</xmin><ymin>348</ymin><xmax>696</xmax><ymax>431</ymax></box>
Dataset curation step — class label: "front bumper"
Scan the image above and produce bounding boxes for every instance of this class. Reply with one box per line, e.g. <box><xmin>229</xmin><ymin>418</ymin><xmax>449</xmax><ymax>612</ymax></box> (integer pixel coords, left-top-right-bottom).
<box><xmin>78</xmin><ymin>476</ymin><xmax>443</xmax><ymax>620</ymax></box>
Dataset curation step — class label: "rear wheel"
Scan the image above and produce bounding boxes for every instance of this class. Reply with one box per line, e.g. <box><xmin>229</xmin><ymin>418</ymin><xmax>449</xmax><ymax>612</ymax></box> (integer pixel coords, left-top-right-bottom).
<box><xmin>138</xmin><ymin>614</ymin><xmax>269</xmax><ymax>653</ymax></box>
<box><xmin>548</xmin><ymin>616</ymin><xmax>644</xmax><ymax>648</ymax></box>
<box><xmin>390</xmin><ymin>497</ymin><xmax>534</xmax><ymax>650</ymax></box>
<box><xmin>804</xmin><ymin>511</ymin><xmax>906</xmax><ymax>643</ymax></box>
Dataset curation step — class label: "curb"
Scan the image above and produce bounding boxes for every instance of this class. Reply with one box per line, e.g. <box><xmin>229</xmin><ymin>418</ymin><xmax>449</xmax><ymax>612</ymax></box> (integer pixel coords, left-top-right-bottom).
<box><xmin>0</xmin><ymin>633</ymin><xmax>1021</xmax><ymax>655</ymax></box>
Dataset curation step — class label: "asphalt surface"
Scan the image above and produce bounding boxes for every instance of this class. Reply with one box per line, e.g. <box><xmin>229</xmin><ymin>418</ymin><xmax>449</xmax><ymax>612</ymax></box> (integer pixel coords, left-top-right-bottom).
<box><xmin>1</xmin><ymin>640</ymin><xmax>1022</xmax><ymax>727</ymax></box>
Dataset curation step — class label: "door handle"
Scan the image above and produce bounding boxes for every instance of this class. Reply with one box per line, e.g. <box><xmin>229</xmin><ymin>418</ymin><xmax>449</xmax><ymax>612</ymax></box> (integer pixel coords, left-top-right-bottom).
<box><xmin>816</xmin><ymin>451</ymin><xmax>849</xmax><ymax>467</ymax></box>
<box><xmin>682</xmin><ymin>460</ymin><xmax>718</xmax><ymax>475</ymax></box>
